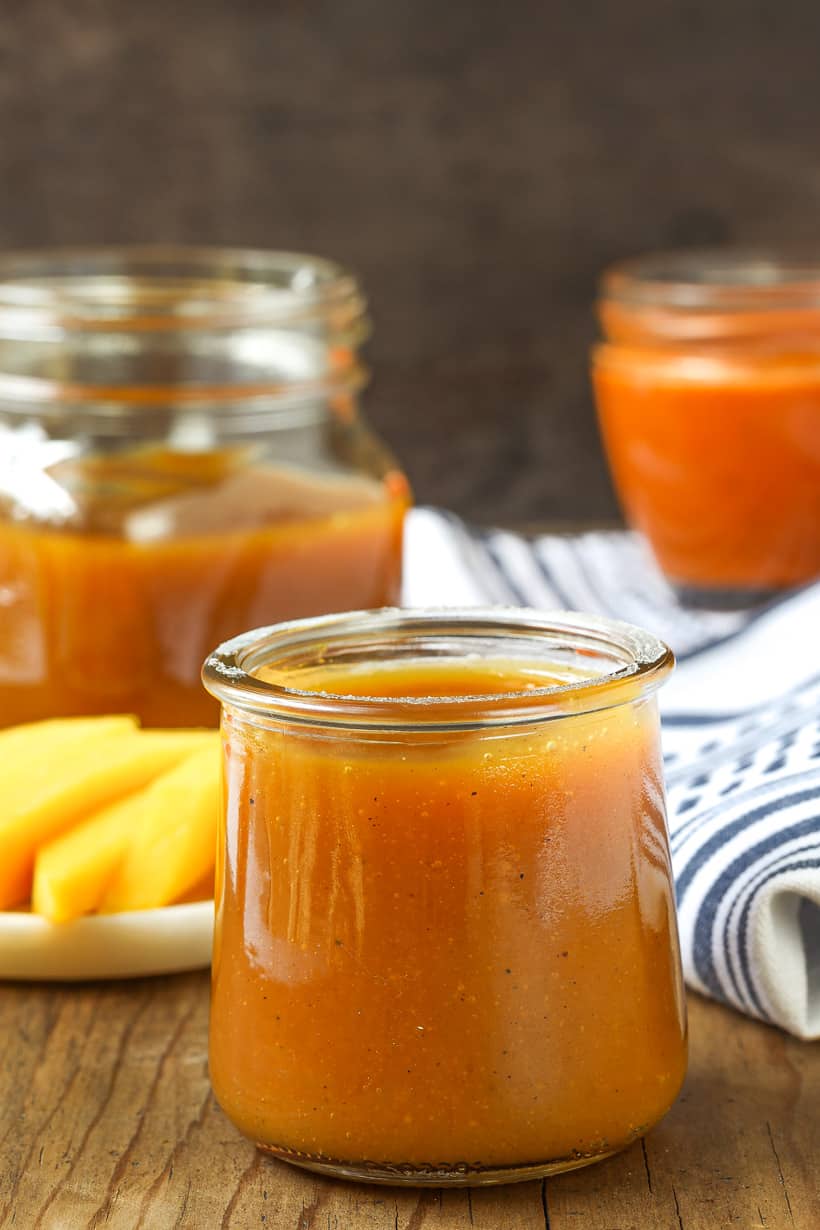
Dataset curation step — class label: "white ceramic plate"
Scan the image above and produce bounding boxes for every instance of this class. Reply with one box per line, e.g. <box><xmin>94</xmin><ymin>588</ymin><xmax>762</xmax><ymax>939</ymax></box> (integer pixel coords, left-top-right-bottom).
<box><xmin>0</xmin><ymin>900</ymin><xmax>214</xmax><ymax>981</ymax></box>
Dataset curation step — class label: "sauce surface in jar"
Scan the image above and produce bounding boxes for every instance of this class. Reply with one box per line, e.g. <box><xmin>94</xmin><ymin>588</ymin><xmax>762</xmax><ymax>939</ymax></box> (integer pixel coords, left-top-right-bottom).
<box><xmin>206</xmin><ymin>614</ymin><xmax>686</xmax><ymax>1185</ymax></box>
<box><xmin>593</xmin><ymin>250</ymin><xmax>820</xmax><ymax>602</ymax></box>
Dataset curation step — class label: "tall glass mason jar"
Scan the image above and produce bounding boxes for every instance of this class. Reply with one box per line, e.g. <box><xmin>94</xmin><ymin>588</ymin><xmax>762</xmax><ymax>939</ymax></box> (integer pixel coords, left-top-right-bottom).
<box><xmin>0</xmin><ymin>248</ymin><xmax>409</xmax><ymax>727</ymax></box>
<box><xmin>203</xmin><ymin>608</ymin><xmax>687</xmax><ymax>1187</ymax></box>
<box><xmin>592</xmin><ymin>249</ymin><xmax>820</xmax><ymax>607</ymax></box>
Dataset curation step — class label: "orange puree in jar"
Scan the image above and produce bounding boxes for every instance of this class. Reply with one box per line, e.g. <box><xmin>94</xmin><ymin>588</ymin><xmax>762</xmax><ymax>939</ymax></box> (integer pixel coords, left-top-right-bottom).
<box><xmin>205</xmin><ymin>613</ymin><xmax>686</xmax><ymax>1185</ymax></box>
<box><xmin>0</xmin><ymin>453</ymin><xmax>408</xmax><ymax>728</ymax></box>
<box><xmin>593</xmin><ymin>250</ymin><xmax>820</xmax><ymax>602</ymax></box>
<box><xmin>0</xmin><ymin>245</ymin><xmax>410</xmax><ymax>727</ymax></box>
<box><xmin>593</xmin><ymin>351</ymin><xmax>820</xmax><ymax>592</ymax></box>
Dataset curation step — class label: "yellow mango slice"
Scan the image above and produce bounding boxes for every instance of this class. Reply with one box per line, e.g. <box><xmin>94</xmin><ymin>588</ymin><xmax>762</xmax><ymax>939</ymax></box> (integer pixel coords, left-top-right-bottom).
<box><xmin>0</xmin><ymin>714</ymin><xmax>138</xmax><ymax>759</ymax></box>
<box><xmin>0</xmin><ymin>715</ymin><xmax>139</xmax><ymax>908</ymax></box>
<box><xmin>31</xmin><ymin>731</ymin><xmax>217</xmax><ymax>921</ymax></box>
<box><xmin>174</xmin><ymin>870</ymin><xmax>216</xmax><ymax>904</ymax></box>
<box><xmin>100</xmin><ymin>744</ymin><xmax>221</xmax><ymax>912</ymax></box>
<box><xmin>32</xmin><ymin>790</ymin><xmax>147</xmax><ymax>922</ymax></box>
<box><xmin>0</xmin><ymin>725</ymin><xmax>214</xmax><ymax>909</ymax></box>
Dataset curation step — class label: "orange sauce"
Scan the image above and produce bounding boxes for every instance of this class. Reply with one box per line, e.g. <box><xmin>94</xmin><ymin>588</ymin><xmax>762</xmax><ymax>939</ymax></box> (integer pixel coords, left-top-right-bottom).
<box><xmin>0</xmin><ymin>453</ymin><xmax>408</xmax><ymax>727</ymax></box>
<box><xmin>210</xmin><ymin>658</ymin><xmax>687</xmax><ymax>1172</ymax></box>
<box><xmin>593</xmin><ymin>348</ymin><xmax>820</xmax><ymax>592</ymax></box>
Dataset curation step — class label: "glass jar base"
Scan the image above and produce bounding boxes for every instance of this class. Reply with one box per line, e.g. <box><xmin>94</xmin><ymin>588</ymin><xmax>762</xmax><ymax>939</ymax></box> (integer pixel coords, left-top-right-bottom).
<box><xmin>256</xmin><ymin>1140</ymin><xmax>620</xmax><ymax>1187</ymax></box>
<box><xmin>671</xmin><ymin>581</ymin><xmax>783</xmax><ymax>611</ymax></box>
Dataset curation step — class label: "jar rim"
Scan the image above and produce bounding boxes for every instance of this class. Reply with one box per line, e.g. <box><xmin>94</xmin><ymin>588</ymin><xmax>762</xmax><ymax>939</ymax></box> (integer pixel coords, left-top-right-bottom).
<box><xmin>0</xmin><ymin>244</ymin><xmax>364</xmax><ymax>334</ymax></box>
<box><xmin>201</xmin><ymin>607</ymin><xmax>674</xmax><ymax>731</ymax></box>
<box><xmin>601</xmin><ymin>247</ymin><xmax>820</xmax><ymax>313</ymax></box>
<box><xmin>0</xmin><ymin>245</ymin><xmax>370</xmax><ymax>419</ymax></box>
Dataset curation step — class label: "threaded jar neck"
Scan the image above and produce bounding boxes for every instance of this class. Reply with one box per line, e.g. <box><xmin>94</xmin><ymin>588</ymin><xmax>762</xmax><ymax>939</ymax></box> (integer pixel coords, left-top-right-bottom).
<box><xmin>0</xmin><ymin>246</ymin><xmax>369</xmax><ymax>430</ymax></box>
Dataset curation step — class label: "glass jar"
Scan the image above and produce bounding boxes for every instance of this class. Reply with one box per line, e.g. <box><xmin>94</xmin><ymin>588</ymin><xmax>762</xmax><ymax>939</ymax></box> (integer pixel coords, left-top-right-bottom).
<box><xmin>592</xmin><ymin>249</ymin><xmax>820</xmax><ymax>606</ymax></box>
<box><xmin>203</xmin><ymin>608</ymin><xmax>687</xmax><ymax>1187</ymax></box>
<box><xmin>0</xmin><ymin>247</ymin><xmax>409</xmax><ymax>728</ymax></box>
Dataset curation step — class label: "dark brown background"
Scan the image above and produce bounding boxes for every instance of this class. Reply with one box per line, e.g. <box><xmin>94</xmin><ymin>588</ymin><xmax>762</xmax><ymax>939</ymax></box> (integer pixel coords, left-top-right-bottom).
<box><xmin>2</xmin><ymin>0</ymin><xmax>819</xmax><ymax>523</ymax></box>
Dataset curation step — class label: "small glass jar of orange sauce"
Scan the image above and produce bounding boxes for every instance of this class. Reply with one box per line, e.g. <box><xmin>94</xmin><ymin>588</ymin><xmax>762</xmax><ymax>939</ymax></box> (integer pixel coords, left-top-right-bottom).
<box><xmin>592</xmin><ymin>250</ymin><xmax>820</xmax><ymax>606</ymax></box>
<box><xmin>0</xmin><ymin>248</ymin><xmax>409</xmax><ymax>728</ymax></box>
<box><xmin>203</xmin><ymin>608</ymin><xmax>687</xmax><ymax>1186</ymax></box>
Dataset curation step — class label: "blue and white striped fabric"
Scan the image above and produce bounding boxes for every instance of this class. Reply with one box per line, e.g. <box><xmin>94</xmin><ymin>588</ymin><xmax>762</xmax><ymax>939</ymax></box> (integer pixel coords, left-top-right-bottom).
<box><xmin>403</xmin><ymin>508</ymin><xmax>820</xmax><ymax>1039</ymax></box>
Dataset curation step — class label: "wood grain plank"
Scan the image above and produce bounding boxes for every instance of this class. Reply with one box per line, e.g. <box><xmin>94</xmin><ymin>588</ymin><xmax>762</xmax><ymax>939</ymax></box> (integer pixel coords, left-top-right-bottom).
<box><xmin>1</xmin><ymin>976</ymin><xmax>818</xmax><ymax>1230</ymax></box>
<box><xmin>221</xmin><ymin>1173</ymin><xmax>548</xmax><ymax>1230</ymax></box>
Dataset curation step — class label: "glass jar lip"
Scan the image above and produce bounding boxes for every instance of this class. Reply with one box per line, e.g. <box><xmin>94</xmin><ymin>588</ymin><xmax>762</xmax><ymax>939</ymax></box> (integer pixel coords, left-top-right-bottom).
<box><xmin>0</xmin><ymin>244</ymin><xmax>364</xmax><ymax>334</ymax></box>
<box><xmin>202</xmin><ymin>607</ymin><xmax>674</xmax><ymax>731</ymax></box>
<box><xmin>601</xmin><ymin>247</ymin><xmax>820</xmax><ymax>312</ymax></box>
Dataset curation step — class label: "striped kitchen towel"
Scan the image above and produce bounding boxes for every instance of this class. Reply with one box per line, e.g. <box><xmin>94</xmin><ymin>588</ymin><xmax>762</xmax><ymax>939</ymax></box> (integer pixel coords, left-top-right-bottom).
<box><xmin>403</xmin><ymin>507</ymin><xmax>820</xmax><ymax>1039</ymax></box>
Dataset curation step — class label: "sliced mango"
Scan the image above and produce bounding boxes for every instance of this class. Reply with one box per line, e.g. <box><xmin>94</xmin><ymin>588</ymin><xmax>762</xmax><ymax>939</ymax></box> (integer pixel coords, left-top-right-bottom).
<box><xmin>0</xmin><ymin>724</ymin><xmax>215</xmax><ymax>909</ymax></box>
<box><xmin>0</xmin><ymin>714</ymin><xmax>137</xmax><ymax>758</ymax></box>
<box><xmin>100</xmin><ymin>744</ymin><xmax>221</xmax><ymax>912</ymax></box>
<box><xmin>32</xmin><ymin>790</ymin><xmax>147</xmax><ymax>922</ymax></box>
<box><xmin>0</xmin><ymin>715</ymin><xmax>138</xmax><ymax>908</ymax></box>
<box><xmin>31</xmin><ymin>731</ymin><xmax>217</xmax><ymax>921</ymax></box>
<box><xmin>174</xmin><ymin>870</ymin><xmax>216</xmax><ymax>904</ymax></box>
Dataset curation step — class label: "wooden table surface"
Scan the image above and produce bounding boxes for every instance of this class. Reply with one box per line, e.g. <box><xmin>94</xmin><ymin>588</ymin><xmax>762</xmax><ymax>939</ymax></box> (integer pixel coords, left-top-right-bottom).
<box><xmin>1</xmin><ymin>974</ymin><xmax>817</xmax><ymax>1230</ymax></box>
